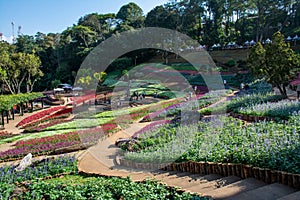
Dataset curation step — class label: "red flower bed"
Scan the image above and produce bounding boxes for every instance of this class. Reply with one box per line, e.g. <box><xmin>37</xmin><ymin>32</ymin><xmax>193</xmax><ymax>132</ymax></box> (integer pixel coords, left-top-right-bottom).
<box><xmin>17</xmin><ymin>106</ymin><xmax>66</xmax><ymax>127</ymax></box>
<box><xmin>0</xmin><ymin>131</ymin><xmax>15</xmax><ymax>140</ymax></box>
<box><xmin>22</xmin><ymin>114</ymin><xmax>70</xmax><ymax>129</ymax></box>
<box><xmin>0</xmin><ymin>124</ymin><xmax>119</xmax><ymax>161</ymax></box>
<box><xmin>68</xmin><ymin>93</ymin><xmax>96</xmax><ymax>106</ymax></box>
<box><xmin>50</xmin><ymin>107</ymin><xmax>73</xmax><ymax>117</ymax></box>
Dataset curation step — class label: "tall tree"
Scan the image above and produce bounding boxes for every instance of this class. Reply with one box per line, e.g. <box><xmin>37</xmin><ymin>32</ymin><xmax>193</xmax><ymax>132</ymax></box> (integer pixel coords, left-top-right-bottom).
<box><xmin>116</xmin><ymin>2</ymin><xmax>145</xmax><ymax>29</ymax></box>
<box><xmin>0</xmin><ymin>46</ymin><xmax>43</xmax><ymax>94</ymax></box>
<box><xmin>248</xmin><ymin>32</ymin><xmax>300</xmax><ymax>97</ymax></box>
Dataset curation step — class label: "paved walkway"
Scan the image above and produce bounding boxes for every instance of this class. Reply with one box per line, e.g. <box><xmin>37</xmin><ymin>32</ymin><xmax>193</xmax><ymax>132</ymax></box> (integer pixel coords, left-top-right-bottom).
<box><xmin>78</xmin><ymin>121</ymin><xmax>151</xmax><ymax>171</ymax></box>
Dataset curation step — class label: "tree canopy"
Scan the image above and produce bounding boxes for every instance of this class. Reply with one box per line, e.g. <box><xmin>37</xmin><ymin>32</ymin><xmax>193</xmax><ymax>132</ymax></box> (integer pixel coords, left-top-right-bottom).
<box><xmin>1</xmin><ymin>1</ymin><xmax>299</xmax><ymax>92</ymax></box>
<box><xmin>248</xmin><ymin>32</ymin><xmax>300</xmax><ymax>97</ymax></box>
<box><xmin>0</xmin><ymin>41</ymin><xmax>43</xmax><ymax>94</ymax></box>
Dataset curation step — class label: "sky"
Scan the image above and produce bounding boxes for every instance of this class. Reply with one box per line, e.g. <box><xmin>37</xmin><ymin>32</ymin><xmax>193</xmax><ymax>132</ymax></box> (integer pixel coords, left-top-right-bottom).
<box><xmin>0</xmin><ymin>0</ymin><xmax>170</xmax><ymax>42</ymax></box>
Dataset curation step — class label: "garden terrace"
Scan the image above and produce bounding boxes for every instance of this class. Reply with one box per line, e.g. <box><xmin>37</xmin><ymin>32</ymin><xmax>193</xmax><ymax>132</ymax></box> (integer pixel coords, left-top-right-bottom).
<box><xmin>123</xmin><ymin>115</ymin><xmax>300</xmax><ymax>174</ymax></box>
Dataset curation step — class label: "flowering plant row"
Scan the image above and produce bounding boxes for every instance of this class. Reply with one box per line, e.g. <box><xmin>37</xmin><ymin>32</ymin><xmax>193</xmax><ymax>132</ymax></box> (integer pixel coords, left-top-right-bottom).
<box><xmin>140</xmin><ymin>98</ymin><xmax>186</xmax><ymax>122</ymax></box>
<box><xmin>0</xmin><ymin>124</ymin><xmax>118</xmax><ymax>161</ymax></box>
<box><xmin>237</xmin><ymin>99</ymin><xmax>300</xmax><ymax>120</ymax></box>
<box><xmin>0</xmin><ymin>155</ymin><xmax>76</xmax><ymax>184</ymax></box>
<box><xmin>24</xmin><ymin>118</ymin><xmax>73</xmax><ymax>133</ymax></box>
<box><xmin>17</xmin><ymin>106</ymin><xmax>66</xmax><ymax>127</ymax></box>
<box><xmin>0</xmin><ymin>155</ymin><xmax>77</xmax><ymax>199</ymax></box>
<box><xmin>205</xmin><ymin>92</ymin><xmax>284</xmax><ymax>114</ymax></box>
<box><xmin>132</xmin><ymin>120</ymin><xmax>171</xmax><ymax>138</ymax></box>
<box><xmin>125</xmin><ymin>115</ymin><xmax>300</xmax><ymax>174</ymax></box>
<box><xmin>68</xmin><ymin>93</ymin><xmax>95</xmax><ymax>106</ymax></box>
<box><xmin>0</xmin><ymin>131</ymin><xmax>15</xmax><ymax>140</ymax></box>
<box><xmin>22</xmin><ymin>113</ymin><xmax>70</xmax><ymax>129</ymax></box>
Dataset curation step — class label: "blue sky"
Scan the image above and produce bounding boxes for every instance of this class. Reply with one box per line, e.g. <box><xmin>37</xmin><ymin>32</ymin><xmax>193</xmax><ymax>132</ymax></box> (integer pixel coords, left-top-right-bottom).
<box><xmin>0</xmin><ymin>0</ymin><xmax>169</xmax><ymax>42</ymax></box>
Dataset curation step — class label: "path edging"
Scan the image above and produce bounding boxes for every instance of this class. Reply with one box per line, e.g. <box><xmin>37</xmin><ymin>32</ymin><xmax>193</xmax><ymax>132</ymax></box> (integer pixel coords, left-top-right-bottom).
<box><xmin>119</xmin><ymin>159</ymin><xmax>300</xmax><ymax>189</ymax></box>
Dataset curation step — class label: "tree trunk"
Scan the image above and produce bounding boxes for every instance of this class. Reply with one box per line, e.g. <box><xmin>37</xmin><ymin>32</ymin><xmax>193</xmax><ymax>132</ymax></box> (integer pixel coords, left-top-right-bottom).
<box><xmin>277</xmin><ymin>84</ymin><xmax>287</xmax><ymax>98</ymax></box>
<box><xmin>1</xmin><ymin>111</ymin><xmax>4</xmax><ymax>126</ymax></box>
<box><xmin>11</xmin><ymin>108</ymin><xmax>14</xmax><ymax>120</ymax></box>
<box><xmin>6</xmin><ymin>110</ymin><xmax>9</xmax><ymax>124</ymax></box>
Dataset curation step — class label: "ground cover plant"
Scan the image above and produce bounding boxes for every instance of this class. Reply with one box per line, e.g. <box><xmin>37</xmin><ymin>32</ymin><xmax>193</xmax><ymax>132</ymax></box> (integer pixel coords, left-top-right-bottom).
<box><xmin>18</xmin><ymin>175</ymin><xmax>205</xmax><ymax>200</ymax></box>
<box><xmin>140</xmin><ymin>89</ymin><xmax>231</xmax><ymax>122</ymax></box>
<box><xmin>124</xmin><ymin>115</ymin><xmax>300</xmax><ymax>174</ymax></box>
<box><xmin>237</xmin><ymin>99</ymin><xmax>300</xmax><ymax>120</ymax></box>
<box><xmin>0</xmin><ymin>155</ymin><xmax>77</xmax><ymax>199</ymax></box>
<box><xmin>199</xmin><ymin>92</ymin><xmax>284</xmax><ymax>115</ymax></box>
<box><xmin>0</xmin><ymin>155</ymin><xmax>206</xmax><ymax>200</ymax></box>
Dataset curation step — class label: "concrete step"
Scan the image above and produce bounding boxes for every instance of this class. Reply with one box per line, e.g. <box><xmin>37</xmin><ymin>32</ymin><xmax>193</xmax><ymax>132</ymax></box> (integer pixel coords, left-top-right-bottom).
<box><xmin>225</xmin><ymin>183</ymin><xmax>298</xmax><ymax>200</ymax></box>
<box><xmin>166</xmin><ymin>174</ymin><xmax>210</xmax><ymax>189</ymax></box>
<box><xmin>152</xmin><ymin>170</ymin><xmax>179</xmax><ymax>180</ymax></box>
<box><xmin>209</xmin><ymin>178</ymin><xmax>267</xmax><ymax>199</ymax></box>
<box><xmin>186</xmin><ymin>176</ymin><xmax>241</xmax><ymax>194</ymax></box>
<box><xmin>277</xmin><ymin>191</ymin><xmax>300</xmax><ymax>200</ymax></box>
<box><xmin>159</xmin><ymin>172</ymin><xmax>194</xmax><ymax>181</ymax></box>
<box><xmin>161</xmin><ymin>173</ymin><xmax>209</xmax><ymax>187</ymax></box>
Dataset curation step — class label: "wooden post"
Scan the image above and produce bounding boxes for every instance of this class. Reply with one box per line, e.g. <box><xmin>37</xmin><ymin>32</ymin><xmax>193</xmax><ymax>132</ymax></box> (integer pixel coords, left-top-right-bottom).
<box><xmin>6</xmin><ymin>110</ymin><xmax>9</xmax><ymax>124</ymax></box>
<box><xmin>1</xmin><ymin>111</ymin><xmax>4</xmax><ymax>126</ymax></box>
<box><xmin>30</xmin><ymin>101</ymin><xmax>34</xmax><ymax>112</ymax></box>
<box><xmin>11</xmin><ymin>108</ymin><xmax>14</xmax><ymax>120</ymax></box>
<box><xmin>20</xmin><ymin>103</ymin><xmax>23</xmax><ymax>116</ymax></box>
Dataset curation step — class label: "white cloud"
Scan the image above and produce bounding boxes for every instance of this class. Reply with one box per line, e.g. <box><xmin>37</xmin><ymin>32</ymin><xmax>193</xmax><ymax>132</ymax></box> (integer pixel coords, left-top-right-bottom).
<box><xmin>1</xmin><ymin>35</ymin><xmax>14</xmax><ymax>44</ymax></box>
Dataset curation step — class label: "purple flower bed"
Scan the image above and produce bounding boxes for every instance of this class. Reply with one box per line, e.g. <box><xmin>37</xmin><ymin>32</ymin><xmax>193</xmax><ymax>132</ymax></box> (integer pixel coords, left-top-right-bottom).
<box><xmin>141</xmin><ymin>94</ymin><xmax>204</xmax><ymax>122</ymax></box>
<box><xmin>132</xmin><ymin>120</ymin><xmax>171</xmax><ymax>138</ymax></box>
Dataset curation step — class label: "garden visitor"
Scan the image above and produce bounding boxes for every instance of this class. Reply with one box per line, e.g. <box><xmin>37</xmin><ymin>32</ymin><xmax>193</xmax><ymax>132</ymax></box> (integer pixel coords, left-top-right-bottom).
<box><xmin>136</xmin><ymin>91</ymin><xmax>139</xmax><ymax>101</ymax></box>
<box><xmin>297</xmin><ymin>83</ymin><xmax>300</xmax><ymax>99</ymax></box>
<box><xmin>240</xmin><ymin>82</ymin><xmax>245</xmax><ymax>90</ymax></box>
<box><xmin>139</xmin><ymin>94</ymin><xmax>143</xmax><ymax>101</ymax></box>
<box><xmin>223</xmin><ymin>79</ymin><xmax>227</xmax><ymax>88</ymax></box>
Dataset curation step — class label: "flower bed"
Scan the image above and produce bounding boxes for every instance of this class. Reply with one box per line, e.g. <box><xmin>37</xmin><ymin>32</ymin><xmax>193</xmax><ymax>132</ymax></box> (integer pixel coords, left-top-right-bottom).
<box><xmin>124</xmin><ymin>115</ymin><xmax>300</xmax><ymax>174</ymax></box>
<box><xmin>140</xmin><ymin>97</ymin><xmax>197</xmax><ymax>122</ymax></box>
<box><xmin>68</xmin><ymin>93</ymin><xmax>95</xmax><ymax>106</ymax></box>
<box><xmin>0</xmin><ymin>155</ymin><xmax>77</xmax><ymax>199</ymax></box>
<box><xmin>0</xmin><ymin>124</ymin><xmax>118</xmax><ymax>161</ymax></box>
<box><xmin>132</xmin><ymin>120</ymin><xmax>171</xmax><ymax>138</ymax></box>
<box><xmin>24</xmin><ymin>118</ymin><xmax>73</xmax><ymax>133</ymax></box>
<box><xmin>0</xmin><ymin>155</ymin><xmax>206</xmax><ymax>199</ymax></box>
<box><xmin>16</xmin><ymin>175</ymin><xmax>205</xmax><ymax>200</ymax></box>
<box><xmin>237</xmin><ymin>99</ymin><xmax>300</xmax><ymax>120</ymax></box>
<box><xmin>0</xmin><ymin>155</ymin><xmax>77</xmax><ymax>184</ymax></box>
<box><xmin>22</xmin><ymin>113</ymin><xmax>71</xmax><ymax>129</ymax></box>
<box><xmin>205</xmin><ymin>92</ymin><xmax>284</xmax><ymax>114</ymax></box>
<box><xmin>17</xmin><ymin>106</ymin><xmax>66</xmax><ymax>127</ymax></box>
<box><xmin>0</xmin><ymin>131</ymin><xmax>16</xmax><ymax>140</ymax></box>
